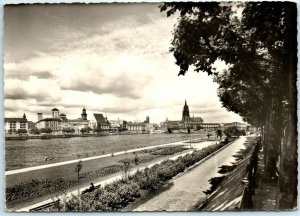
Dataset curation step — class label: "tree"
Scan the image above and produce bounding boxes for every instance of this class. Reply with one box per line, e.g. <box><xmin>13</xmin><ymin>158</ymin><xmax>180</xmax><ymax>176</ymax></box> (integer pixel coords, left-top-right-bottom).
<box><xmin>80</xmin><ymin>127</ymin><xmax>92</xmax><ymax>134</ymax></box>
<box><xmin>207</xmin><ymin>133</ymin><xmax>212</xmax><ymax>140</ymax></box>
<box><xmin>224</xmin><ymin>126</ymin><xmax>244</xmax><ymax>138</ymax></box>
<box><xmin>216</xmin><ymin>129</ymin><xmax>223</xmax><ymax>139</ymax></box>
<box><xmin>161</xmin><ymin>2</ymin><xmax>297</xmax><ymax>208</ymax></box>
<box><xmin>94</xmin><ymin>127</ymin><xmax>102</xmax><ymax>133</ymax></box>
<box><xmin>30</xmin><ymin>127</ymin><xmax>40</xmax><ymax>134</ymax></box>
<box><xmin>75</xmin><ymin>160</ymin><xmax>82</xmax><ymax>180</ymax></box>
<box><xmin>122</xmin><ymin>159</ymin><xmax>131</xmax><ymax>179</ymax></box>
<box><xmin>62</xmin><ymin>127</ymin><xmax>75</xmax><ymax>134</ymax></box>
<box><xmin>40</xmin><ymin>127</ymin><xmax>52</xmax><ymax>134</ymax></box>
<box><xmin>17</xmin><ymin>129</ymin><xmax>27</xmax><ymax>135</ymax></box>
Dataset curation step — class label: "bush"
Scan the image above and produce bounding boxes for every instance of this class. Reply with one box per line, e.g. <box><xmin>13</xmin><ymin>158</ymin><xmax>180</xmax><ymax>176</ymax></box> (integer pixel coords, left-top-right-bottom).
<box><xmin>6</xmin><ymin>178</ymin><xmax>77</xmax><ymax>203</ymax></box>
<box><xmin>53</xmin><ymin>139</ymin><xmax>235</xmax><ymax>211</ymax></box>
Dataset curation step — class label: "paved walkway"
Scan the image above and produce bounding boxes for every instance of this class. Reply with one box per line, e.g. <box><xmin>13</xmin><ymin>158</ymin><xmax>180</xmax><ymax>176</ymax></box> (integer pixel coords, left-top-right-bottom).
<box><xmin>15</xmin><ymin>141</ymin><xmax>218</xmax><ymax>212</ymax></box>
<box><xmin>134</xmin><ymin>137</ymin><xmax>247</xmax><ymax>211</ymax></box>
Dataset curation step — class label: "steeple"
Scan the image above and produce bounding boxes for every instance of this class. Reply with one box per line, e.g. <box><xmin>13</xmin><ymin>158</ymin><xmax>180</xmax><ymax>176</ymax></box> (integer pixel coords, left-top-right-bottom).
<box><xmin>23</xmin><ymin>113</ymin><xmax>27</xmax><ymax>119</ymax></box>
<box><xmin>182</xmin><ymin>99</ymin><xmax>190</xmax><ymax>125</ymax></box>
<box><xmin>81</xmin><ymin>107</ymin><xmax>87</xmax><ymax>120</ymax></box>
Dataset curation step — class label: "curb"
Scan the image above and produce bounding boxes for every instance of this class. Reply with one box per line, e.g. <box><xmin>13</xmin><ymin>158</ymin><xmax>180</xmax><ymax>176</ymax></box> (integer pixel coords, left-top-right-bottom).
<box><xmin>171</xmin><ymin>138</ymin><xmax>239</xmax><ymax>181</ymax></box>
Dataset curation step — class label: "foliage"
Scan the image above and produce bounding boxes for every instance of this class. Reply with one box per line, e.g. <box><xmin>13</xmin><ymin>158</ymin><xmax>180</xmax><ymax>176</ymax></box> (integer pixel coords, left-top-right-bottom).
<box><xmin>141</xmin><ymin>146</ymin><xmax>187</xmax><ymax>156</ymax></box>
<box><xmin>216</xmin><ymin>129</ymin><xmax>223</xmax><ymax>139</ymax></box>
<box><xmin>40</xmin><ymin>127</ymin><xmax>53</xmax><ymax>134</ymax></box>
<box><xmin>17</xmin><ymin>129</ymin><xmax>28</xmax><ymax>134</ymax></box>
<box><xmin>161</xmin><ymin>2</ymin><xmax>297</xmax><ymax>207</ymax></box>
<box><xmin>75</xmin><ymin>160</ymin><xmax>83</xmax><ymax>180</ymax></box>
<box><xmin>6</xmin><ymin>178</ymin><xmax>77</xmax><ymax>203</ymax></box>
<box><xmin>30</xmin><ymin>127</ymin><xmax>40</xmax><ymax>134</ymax></box>
<box><xmin>55</xmin><ymin>139</ymin><xmax>233</xmax><ymax>211</ymax></box>
<box><xmin>63</xmin><ymin>127</ymin><xmax>75</xmax><ymax>134</ymax></box>
<box><xmin>94</xmin><ymin>127</ymin><xmax>102</xmax><ymax>133</ymax></box>
<box><xmin>80</xmin><ymin>127</ymin><xmax>92</xmax><ymax>134</ymax></box>
<box><xmin>223</xmin><ymin>126</ymin><xmax>246</xmax><ymax>138</ymax></box>
<box><xmin>122</xmin><ymin>159</ymin><xmax>131</xmax><ymax>178</ymax></box>
<box><xmin>207</xmin><ymin>133</ymin><xmax>212</xmax><ymax>139</ymax></box>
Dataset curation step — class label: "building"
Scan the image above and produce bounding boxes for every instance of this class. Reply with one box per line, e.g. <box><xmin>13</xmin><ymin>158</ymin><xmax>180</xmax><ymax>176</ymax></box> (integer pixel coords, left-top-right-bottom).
<box><xmin>144</xmin><ymin>116</ymin><xmax>150</xmax><ymax>124</ymax></box>
<box><xmin>4</xmin><ymin>114</ymin><xmax>28</xmax><ymax>133</ymax></box>
<box><xmin>201</xmin><ymin>123</ymin><xmax>221</xmax><ymax>130</ymax></box>
<box><xmin>81</xmin><ymin>108</ymin><xmax>87</xmax><ymax>120</ymax></box>
<box><xmin>36</xmin><ymin>118</ymin><xmax>62</xmax><ymax>132</ymax></box>
<box><xmin>52</xmin><ymin>108</ymin><xmax>59</xmax><ymax>119</ymax></box>
<box><xmin>68</xmin><ymin>118</ymin><xmax>89</xmax><ymax>133</ymax></box>
<box><xmin>36</xmin><ymin>108</ymin><xmax>89</xmax><ymax>133</ymax></box>
<box><xmin>182</xmin><ymin>99</ymin><xmax>190</xmax><ymax>127</ymax></box>
<box><xmin>224</xmin><ymin>122</ymin><xmax>247</xmax><ymax>130</ymax></box>
<box><xmin>127</xmin><ymin>122</ymin><xmax>146</xmax><ymax>132</ymax></box>
<box><xmin>36</xmin><ymin>108</ymin><xmax>62</xmax><ymax>132</ymax></box>
<box><xmin>189</xmin><ymin>116</ymin><xmax>204</xmax><ymax>130</ymax></box>
<box><xmin>91</xmin><ymin>113</ymin><xmax>111</xmax><ymax>130</ymax></box>
<box><xmin>165</xmin><ymin>100</ymin><xmax>221</xmax><ymax>131</ymax></box>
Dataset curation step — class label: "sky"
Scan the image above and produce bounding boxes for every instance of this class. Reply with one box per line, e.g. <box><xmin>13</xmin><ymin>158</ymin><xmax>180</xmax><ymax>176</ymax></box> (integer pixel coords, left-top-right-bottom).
<box><xmin>4</xmin><ymin>3</ymin><xmax>244</xmax><ymax>124</ymax></box>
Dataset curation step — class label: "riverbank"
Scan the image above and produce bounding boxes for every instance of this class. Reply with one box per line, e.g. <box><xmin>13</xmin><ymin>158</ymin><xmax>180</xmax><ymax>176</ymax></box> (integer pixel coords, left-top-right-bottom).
<box><xmin>6</xmin><ymin>145</ymin><xmax>191</xmax><ymax>210</ymax></box>
<box><xmin>24</xmin><ymin>138</ymin><xmax>232</xmax><ymax>212</ymax></box>
<box><xmin>6</xmin><ymin>133</ymin><xmax>211</xmax><ymax>170</ymax></box>
<box><xmin>5</xmin><ymin>131</ymin><xmax>150</xmax><ymax>140</ymax></box>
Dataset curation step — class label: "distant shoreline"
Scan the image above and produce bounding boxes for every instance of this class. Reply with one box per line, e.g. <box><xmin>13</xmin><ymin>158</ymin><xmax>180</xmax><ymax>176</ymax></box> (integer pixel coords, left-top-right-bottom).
<box><xmin>5</xmin><ymin>131</ymin><xmax>152</xmax><ymax>140</ymax></box>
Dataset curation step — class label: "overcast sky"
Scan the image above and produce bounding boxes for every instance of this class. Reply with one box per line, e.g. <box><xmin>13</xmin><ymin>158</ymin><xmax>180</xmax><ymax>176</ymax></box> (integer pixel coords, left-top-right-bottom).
<box><xmin>4</xmin><ymin>3</ymin><xmax>243</xmax><ymax>124</ymax></box>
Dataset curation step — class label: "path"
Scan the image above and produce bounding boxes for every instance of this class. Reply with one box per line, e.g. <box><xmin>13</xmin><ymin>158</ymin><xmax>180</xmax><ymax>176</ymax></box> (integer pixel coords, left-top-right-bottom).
<box><xmin>15</xmin><ymin>141</ymin><xmax>218</xmax><ymax>212</ymax></box>
<box><xmin>133</xmin><ymin>136</ymin><xmax>247</xmax><ymax>211</ymax></box>
<box><xmin>6</xmin><ymin>138</ymin><xmax>204</xmax><ymax>176</ymax></box>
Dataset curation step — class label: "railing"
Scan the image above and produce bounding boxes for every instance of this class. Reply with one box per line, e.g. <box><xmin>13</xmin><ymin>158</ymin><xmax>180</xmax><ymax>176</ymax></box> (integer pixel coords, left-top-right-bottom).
<box><xmin>239</xmin><ymin>141</ymin><xmax>259</xmax><ymax>210</ymax></box>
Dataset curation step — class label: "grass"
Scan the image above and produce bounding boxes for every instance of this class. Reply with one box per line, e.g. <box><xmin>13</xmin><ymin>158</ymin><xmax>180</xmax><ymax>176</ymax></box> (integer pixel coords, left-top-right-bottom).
<box><xmin>6</xmin><ymin>133</ymin><xmax>207</xmax><ymax>170</ymax></box>
<box><xmin>6</xmin><ymin>145</ymin><xmax>190</xmax><ymax>209</ymax></box>
<box><xmin>51</xmin><ymin>139</ymin><xmax>233</xmax><ymax>211</ymax></box>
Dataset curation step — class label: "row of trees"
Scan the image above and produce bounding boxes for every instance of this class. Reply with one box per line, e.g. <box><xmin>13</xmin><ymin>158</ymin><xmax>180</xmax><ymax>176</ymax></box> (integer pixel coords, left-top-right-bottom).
<box><xmin>29</xmin><ymin>127</ymin><xmax>92</xmax><ymax>134</ymax></box>
<box><xmin>161</xmin><ymin>2</ymin><xmax>297</xmax><ymax>208</ymax></box>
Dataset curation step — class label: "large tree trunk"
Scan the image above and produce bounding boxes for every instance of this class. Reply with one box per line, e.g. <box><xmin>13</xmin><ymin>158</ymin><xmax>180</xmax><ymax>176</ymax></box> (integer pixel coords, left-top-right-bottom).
<box><xmin>278</xmin><ymin>2</ymin><xmax>297</xmax><ymax>209</ymax></box>
<box><xmin>264</xmin><ymin>97</ymin><xmax>282</xmax><ymax>181</ymax></box>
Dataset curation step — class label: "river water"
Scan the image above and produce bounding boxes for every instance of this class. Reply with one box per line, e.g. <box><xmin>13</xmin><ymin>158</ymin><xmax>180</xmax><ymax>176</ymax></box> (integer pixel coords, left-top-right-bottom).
<box><xmin>6</xmin><ymin>133</ymin><xmax>207</xmax><ymax>171</ymax></box>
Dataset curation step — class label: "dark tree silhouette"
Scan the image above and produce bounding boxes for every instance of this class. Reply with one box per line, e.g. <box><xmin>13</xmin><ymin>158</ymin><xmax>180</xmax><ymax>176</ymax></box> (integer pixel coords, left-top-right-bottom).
<box><xmin>161</xmin><ymin>2</ymin><xmax>297</xmax><ymax>208</ymax></box>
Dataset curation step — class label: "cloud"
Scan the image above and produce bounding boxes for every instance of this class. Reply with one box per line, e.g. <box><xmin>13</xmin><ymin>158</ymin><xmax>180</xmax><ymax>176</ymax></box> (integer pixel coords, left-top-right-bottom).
<box><xmin>4</xmin><ymin>77</ymin><xmax>61</xmax><ymax>101</ymax></box>
<box><xmin>4</xmin><ymin>4</ymin><xmax>244</xmax><ymax>124</ymax></box>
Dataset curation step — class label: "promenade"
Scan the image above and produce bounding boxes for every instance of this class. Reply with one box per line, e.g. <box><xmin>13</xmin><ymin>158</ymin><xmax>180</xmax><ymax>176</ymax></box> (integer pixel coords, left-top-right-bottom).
<box><xmin>133</xmin><ymin>137</ymin><xmax>247</xmax><ymax>211</ymax></box>
<box><xmin>15</xmin><ymin>140</ymin><xmax>219</xmax><ymax>212</ymax></box>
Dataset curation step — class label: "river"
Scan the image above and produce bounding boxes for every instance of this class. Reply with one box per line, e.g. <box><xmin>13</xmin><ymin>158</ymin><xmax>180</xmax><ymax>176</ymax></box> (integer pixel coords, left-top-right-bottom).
<box><xmin>6</xmin><ymin>132</ymin><xmax>208</xmax><ymax>171</ymax></box>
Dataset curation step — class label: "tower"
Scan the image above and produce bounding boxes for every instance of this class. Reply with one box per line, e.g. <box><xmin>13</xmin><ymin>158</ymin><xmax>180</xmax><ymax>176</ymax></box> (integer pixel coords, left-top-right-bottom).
<box><xmin>182</xmin><ymin>99</ymin><xmax>190</xmax><ymax>126</ymax></box>
<box><xmin>23</xmin><ymin>113</ymin><xmax>27</xmax><ymax>119</ymax></box>
<box><xmin>52</xmin><ymin>108</ymin><xmax>59</xmax><ymax>119</ymax></box>
<box><xmin>81</xmin><ymin>108</ymin><xmax>87</xmax><ymax>120</ymax></box>
<box><xmin>145</xmin><ymin>116</ymin><xmax>150</xmax><ymax>123</ymax></box>
<box><xmin>37</xmin><ymin>113</ymin><xmax>43</xmax><ymax>121</ymax></box>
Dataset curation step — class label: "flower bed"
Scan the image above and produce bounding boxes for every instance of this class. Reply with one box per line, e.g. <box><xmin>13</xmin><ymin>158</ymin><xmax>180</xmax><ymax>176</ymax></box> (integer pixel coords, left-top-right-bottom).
<box><xmin>6</xmin><ymin>146</ymin><xmax>188</xmax><ymax>204</ymax></box>
<box><xmin>55</xmin><ymin>139</ymin><xmax>233</xmax><ymax>211</ymax></box>
<box><xmin>6</xmin><ymin>165</ymin><xmax>124</xmax><ymax>203</ymax></box>
<box><xmin>141</xmin><ymin>146</ymin><xmax>188</xmax><ymax>156</ymax></box>
<box><xmin>6</xmin><ymin>178</ymin><xmax>78</xmax><ymax>203</ymax></box>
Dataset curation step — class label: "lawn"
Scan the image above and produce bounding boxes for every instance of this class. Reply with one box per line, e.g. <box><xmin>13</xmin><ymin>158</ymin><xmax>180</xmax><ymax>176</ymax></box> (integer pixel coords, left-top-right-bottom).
<box><xmin>6</xmin><ymin>132</ymin><xmax>208</xmax><ymax>170</ymax></box>
<box><xmin>6</xmin><ymin>145</ymin><xmax>190</xmax><ymax>210</ymax></box>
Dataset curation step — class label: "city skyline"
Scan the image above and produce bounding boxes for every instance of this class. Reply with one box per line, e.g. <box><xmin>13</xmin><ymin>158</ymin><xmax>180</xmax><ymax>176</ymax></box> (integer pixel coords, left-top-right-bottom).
<box><xmin>4</xmin><ymin>3</ymin><xmax>244</xmax><ymax>124</ymax></box>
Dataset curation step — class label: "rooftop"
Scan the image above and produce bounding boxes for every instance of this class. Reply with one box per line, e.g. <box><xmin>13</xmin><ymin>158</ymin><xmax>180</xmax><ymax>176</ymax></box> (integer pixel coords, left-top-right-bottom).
<box><xmin>4</xmin><ymin>118</ymin><xmax>27</xmax><ymax>122</ymax></box>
